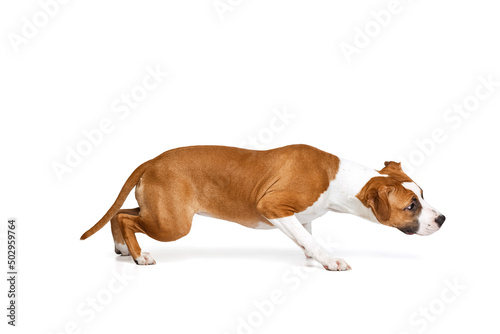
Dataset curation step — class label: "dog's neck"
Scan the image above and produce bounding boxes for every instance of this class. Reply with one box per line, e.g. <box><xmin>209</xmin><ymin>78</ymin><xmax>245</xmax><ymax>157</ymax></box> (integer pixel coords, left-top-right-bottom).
<box><xmin>325</xmin><ymin>158</ymin><xmax>381</xmax><ymax>224</ymax></box>
<box><xmin>295</xmin><ymin>158</ymin><xmax>382</xmax><ymax>224</ymax></box>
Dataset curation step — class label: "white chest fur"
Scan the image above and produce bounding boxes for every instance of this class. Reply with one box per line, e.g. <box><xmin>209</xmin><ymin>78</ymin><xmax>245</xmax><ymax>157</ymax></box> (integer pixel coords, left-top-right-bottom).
<box><xmin>295</xmin><ymin>189</ymin><xmax>331</xmax><ymax>223</ymax></box>
<box><xmin>297</xmin><ymin>158</ymin><xmax>380</xmax><ymax>224</ymax></box>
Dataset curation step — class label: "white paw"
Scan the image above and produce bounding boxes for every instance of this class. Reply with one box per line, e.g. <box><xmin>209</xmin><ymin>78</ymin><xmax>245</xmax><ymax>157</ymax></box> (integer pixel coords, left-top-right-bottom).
<box><xmin>134</xmin><ymin>252</ymin><xmax>156</xmax><ymax>265</ymax></box>
<box><xmin>322</xmin><ymin>257</ymin><xmax>351</xmax><ymax>271</ymax></box>
<box><xmin>114</xmin><ymin>242</ymin><xmax>130</xmax><ymax>256</ymax></box>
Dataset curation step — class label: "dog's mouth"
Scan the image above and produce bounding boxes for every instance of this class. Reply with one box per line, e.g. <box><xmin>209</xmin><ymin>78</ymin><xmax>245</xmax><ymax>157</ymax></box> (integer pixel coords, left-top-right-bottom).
<box><xmin>396</xmin><ymin>221</ymin><xmax>420</xmax><ymax>236</ymax></box>
<box><xmin>398</xmin><ymin>226</ymin><xmax>418</xmax><ymax>235</ymax></box>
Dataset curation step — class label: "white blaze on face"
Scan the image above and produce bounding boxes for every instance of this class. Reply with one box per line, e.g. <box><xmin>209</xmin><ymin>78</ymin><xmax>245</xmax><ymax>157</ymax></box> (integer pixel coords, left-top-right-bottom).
<box><xmin>402</xmin><ymin>182</ymin><xmax>442</xmax><ymax>236</ymax></box>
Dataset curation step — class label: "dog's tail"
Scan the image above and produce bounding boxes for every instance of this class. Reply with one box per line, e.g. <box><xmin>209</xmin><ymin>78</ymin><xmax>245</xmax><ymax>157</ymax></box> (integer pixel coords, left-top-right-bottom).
<box><xmin>80</xmin><ymin>160</ymin><xmax>151</xmax><ymax>240</ymax></box>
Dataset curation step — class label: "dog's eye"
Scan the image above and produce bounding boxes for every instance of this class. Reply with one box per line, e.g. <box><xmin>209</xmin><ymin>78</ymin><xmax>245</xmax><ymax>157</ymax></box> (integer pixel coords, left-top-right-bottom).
<box><xmin>405</xmin><ymin>199</ymin><xmax>417</xmax><ymax>211</ymax></box>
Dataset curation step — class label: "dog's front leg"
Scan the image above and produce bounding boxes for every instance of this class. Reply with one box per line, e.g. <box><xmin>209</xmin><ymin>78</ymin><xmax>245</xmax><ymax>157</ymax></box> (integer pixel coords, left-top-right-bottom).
<box><xmin>269</xmin><ymin>216</ymin><xmax>351</xmax><ymax>271</ymax></box>
<box><xmin>303</xmin><ymin>222</ymin><xmax>312</xmax><ymax>234</ymax></box>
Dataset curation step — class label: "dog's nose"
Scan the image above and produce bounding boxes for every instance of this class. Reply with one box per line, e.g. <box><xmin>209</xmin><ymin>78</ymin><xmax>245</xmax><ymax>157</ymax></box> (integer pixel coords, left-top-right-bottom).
<box><xmin>435</xmin><ymin>214</ymin><xmax>446</xmax><ymax>227</ymax></box>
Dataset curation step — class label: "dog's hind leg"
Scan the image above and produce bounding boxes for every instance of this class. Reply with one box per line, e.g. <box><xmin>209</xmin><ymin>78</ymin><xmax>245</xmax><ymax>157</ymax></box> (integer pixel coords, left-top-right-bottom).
<box><xmin>111</xmin><ymin>208</ymin><xmax>140</xmax><ymax>256</ymax></box>
<box><xmin>115</xmin><ymin>210</ymin><xmax>156</xmax><ymax>265</ymax></box>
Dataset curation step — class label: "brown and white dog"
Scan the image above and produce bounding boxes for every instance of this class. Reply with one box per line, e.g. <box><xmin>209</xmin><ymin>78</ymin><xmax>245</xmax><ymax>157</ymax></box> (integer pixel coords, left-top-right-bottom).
<box><xmin>81</xmin><ymin>145</ymin><xmax>445</xmax><ymax>271</ymax></box>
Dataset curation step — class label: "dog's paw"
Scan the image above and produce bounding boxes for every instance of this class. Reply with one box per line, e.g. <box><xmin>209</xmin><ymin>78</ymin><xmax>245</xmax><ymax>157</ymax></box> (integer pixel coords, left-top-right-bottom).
<box><xmin>134</xmin><ymin>252</ymin><xmax>156</xmax><ymax>265</ymax></box>
<box><xmin>322</xmin><ymin>257</ymin><xmax>351</xmax><ymax>271</ymax></box>
<box><xmin>114</xmin><ymin>242</ymin><xmax>130</xmax><ymax>256</ymax></box>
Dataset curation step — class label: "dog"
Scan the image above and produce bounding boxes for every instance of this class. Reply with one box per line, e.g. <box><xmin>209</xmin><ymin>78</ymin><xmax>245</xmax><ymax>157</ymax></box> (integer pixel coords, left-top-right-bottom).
<box><xmin>81</xmin><ymin>144</ymin><xmax>445</xmax><ymax>270</ymax></box>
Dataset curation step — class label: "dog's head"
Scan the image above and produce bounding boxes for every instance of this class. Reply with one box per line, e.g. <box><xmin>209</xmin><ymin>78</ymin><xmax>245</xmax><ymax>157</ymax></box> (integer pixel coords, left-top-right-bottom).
<box><xmin>356</xmin><ymin>161</ymin><xmax>445</xmax><ymax>236</ymax></box>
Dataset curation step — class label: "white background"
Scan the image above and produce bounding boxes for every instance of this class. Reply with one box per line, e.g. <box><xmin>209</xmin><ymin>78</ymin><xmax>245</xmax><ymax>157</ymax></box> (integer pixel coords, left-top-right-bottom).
<box><xmin>1</xmin><ymin>1</ymin><xmax>499</xmax><ymax>333</ymax></box>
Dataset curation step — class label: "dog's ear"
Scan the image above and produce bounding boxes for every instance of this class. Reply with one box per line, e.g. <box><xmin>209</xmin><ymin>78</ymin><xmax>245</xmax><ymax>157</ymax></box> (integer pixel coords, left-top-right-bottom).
<box><xmin>383</xmin><ymin>161</ymin><xmax>402</xmax><ymax>170</ymax></box>
<box><xmin>366</xmin><ymin>185</ymin><xmax>394</xmax><ymax>222</ymax></box>
<box><xmin>380</xmin><ymin>161</ymin><xmax>413</xmax><ymax>183</ymax></box>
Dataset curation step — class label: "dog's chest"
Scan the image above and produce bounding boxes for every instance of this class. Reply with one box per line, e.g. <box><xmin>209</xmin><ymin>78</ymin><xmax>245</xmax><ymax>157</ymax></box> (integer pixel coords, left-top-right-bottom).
<box><xmin>295</xmin><ymin>189</ymin><xmax>331</xmax><ymax>223</ymax></box>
